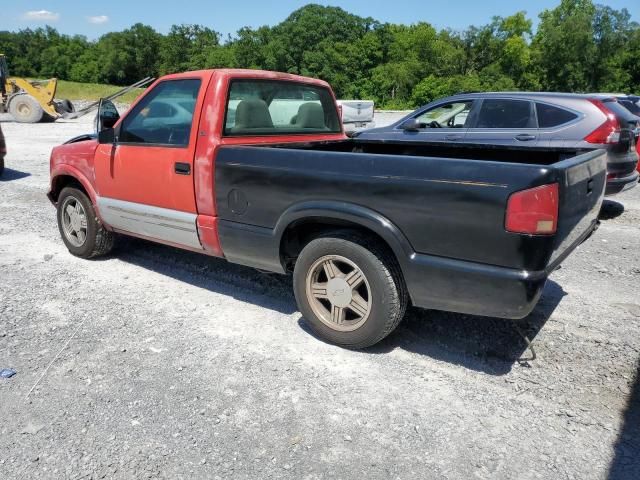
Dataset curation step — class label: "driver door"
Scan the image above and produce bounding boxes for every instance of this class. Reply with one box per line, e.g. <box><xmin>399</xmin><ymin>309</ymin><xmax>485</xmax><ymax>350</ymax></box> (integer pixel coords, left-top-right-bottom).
<box><xmin>94</xmin><ymin>78</ymin><xmax>204</xmax><ymax>248</ymax></box>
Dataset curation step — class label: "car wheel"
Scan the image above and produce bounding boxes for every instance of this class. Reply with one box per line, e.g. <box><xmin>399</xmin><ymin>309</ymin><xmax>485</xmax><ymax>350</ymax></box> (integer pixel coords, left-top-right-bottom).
<box><xmin>293</xmin><ymin>231</ymin><xmax>408</xmax><ymax>349</ymax></box>
<box><xmin>57</xmin><ymin>187</ymin><xmax>114</xmax><ymax>258</ymax></box>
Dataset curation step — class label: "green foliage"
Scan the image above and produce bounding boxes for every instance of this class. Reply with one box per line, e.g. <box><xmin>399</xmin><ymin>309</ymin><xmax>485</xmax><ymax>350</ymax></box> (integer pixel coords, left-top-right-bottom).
<box><xmin>1</xmin><ymin>2</ymin><xmax>638</xmax><ymax>108</ymax></box>
<box><xmin>55</xmin><ymin>80</ymin><xmax>145</xmax><ymax>103</ymax></box>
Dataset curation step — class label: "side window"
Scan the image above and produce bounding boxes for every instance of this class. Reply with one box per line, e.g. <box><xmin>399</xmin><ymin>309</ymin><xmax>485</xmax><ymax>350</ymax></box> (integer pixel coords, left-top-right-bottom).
<box><xmin>119</xmin><ymin>79</ymin><xmax>201</xmax><ymax>146</ymax></box>
<box><xmin>223</xmin><ymin>80</ymin><xmax>341</xmax><ymax>136</ymax></box>
<box><xmin>415</xmin><ymin>101</ymin><xmax>473</xmax><ymax>128</ymax></box>
<box><xmin>475</xmin><ymin>99</ymin><xmax>535</xmax><ymax>129</ymax></box>
<box><xmin>536</xmin><ymin>103</ymin><xmax>578</xmax><ymax>128</ymax></box>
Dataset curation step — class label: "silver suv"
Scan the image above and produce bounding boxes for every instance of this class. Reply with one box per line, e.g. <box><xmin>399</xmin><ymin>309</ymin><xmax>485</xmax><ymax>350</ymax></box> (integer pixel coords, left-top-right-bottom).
<box><xmin>358</xmin><ymin>92</ymin><xmax>639</xmax><ymax>195</ymax></box>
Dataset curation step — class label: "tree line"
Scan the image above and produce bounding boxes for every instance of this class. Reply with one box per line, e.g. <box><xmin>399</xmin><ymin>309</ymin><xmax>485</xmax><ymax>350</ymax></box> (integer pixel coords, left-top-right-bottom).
<box><xmin>1</xmin><ymin>0</ymin><xmax>638</xmax><ymax>108</ymax></box>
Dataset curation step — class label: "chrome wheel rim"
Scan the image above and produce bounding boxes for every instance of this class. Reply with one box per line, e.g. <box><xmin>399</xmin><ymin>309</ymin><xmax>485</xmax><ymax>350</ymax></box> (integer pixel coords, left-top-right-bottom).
<box><xmin>305</xmin><ymin>255</ymin><xmax>372</xmax><ymax>332</ymax></box>
<box><xmin>61</xmin><ymin>196</ymin><xmax>88</xmax><ymax>247</ymax></box>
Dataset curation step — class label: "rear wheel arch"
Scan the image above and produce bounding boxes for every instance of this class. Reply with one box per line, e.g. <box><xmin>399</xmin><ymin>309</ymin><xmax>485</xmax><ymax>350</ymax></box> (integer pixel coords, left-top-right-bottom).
<box><xmin>276</xmin><ymin>202</ymin><xmax>413</xmax><ymax>274</ymax></box>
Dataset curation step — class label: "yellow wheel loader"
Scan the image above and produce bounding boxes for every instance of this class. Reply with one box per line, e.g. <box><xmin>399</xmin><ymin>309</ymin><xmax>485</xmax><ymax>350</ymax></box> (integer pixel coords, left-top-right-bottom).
<box><xmin>0</xmin><ymin>54</ymin><xmax>74</xmax><ymax>123</ymax></box>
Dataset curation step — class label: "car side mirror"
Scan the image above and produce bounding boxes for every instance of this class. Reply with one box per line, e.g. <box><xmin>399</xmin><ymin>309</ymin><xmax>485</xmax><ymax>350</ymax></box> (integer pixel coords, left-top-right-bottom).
<box><xmin>97</xmin><ymin>128</ymin><xmax>115</xmax><ymax>144</ymax></box>
<box><xmin>399</xmin><ymin>118</ymin><xmax>421</xmax><ymax>131</ymax></box>
<box><xmin>96</xmin><ymin>98</ymin><xmax>120</xmax><ymax>133</ymax></box>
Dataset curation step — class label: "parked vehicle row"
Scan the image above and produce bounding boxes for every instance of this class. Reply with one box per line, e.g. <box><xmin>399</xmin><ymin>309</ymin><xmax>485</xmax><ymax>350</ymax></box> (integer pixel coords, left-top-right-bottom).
<box><xmin>47</xmin><ymin>69</ymin><xmax>608</xmax><ymax>348</ymax></box>
<box><xmin>357</xmin><ymin>92</ymin><xmax>640</xmax><ymax>196</ymax></box>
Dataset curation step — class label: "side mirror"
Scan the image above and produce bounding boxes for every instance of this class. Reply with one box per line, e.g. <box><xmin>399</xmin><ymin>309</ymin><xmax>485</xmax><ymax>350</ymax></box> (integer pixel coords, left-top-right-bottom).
<box><xmin>97</xmin><ymin>128</ymin><xmax>115</xmax><ymax>144</ymax></box>
<box><xmin>399</xmin><ymin>118</ymin><xmax>421</xmax><ymax>131</ymax></box>
<box><xmin>96</xmin><ymin>98</ymin><xmax>120</xmax><ymax>133</ymax></box>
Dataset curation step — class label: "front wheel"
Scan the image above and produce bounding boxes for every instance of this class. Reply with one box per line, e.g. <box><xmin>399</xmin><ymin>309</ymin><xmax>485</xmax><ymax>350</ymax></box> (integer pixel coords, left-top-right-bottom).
<box><xmin>293</xmin><ymin>232</ymin><xmax>408</xmax><ymax>349</ymax></box>
<box><xmin>56</xmin><ymin>187</ymin><xmax>114</xmax><ymax>258</ymax></box>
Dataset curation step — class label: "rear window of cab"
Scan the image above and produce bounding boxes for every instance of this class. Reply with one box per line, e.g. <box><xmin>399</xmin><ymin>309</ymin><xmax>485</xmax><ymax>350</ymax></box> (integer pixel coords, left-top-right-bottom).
<box><xmin>223</xmin><ymin>80</ymin><xmax>341</xmax><ymax>136</ymax></box>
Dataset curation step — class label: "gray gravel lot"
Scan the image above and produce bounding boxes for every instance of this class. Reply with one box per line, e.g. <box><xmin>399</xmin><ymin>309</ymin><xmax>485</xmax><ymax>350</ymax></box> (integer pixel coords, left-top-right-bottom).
<box><xmin>0</xmin><ymin>112</ymin><xmax>639</xmax><ymax>479</ymax></box>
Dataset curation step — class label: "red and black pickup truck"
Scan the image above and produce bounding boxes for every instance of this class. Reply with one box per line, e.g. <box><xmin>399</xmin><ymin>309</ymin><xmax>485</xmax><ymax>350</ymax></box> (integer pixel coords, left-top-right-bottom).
<box><xmin>48</xmin><ymin>69</ymin><xmax>607</xmax><ymax>349</ymax></box>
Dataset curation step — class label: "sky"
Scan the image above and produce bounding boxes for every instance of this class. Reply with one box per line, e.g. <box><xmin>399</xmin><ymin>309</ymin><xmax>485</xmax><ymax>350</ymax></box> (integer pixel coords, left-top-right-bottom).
<box><xmin>0</xmin><ymin>1</ymin><xmax>637</xmax><ymax>39</ymax></box>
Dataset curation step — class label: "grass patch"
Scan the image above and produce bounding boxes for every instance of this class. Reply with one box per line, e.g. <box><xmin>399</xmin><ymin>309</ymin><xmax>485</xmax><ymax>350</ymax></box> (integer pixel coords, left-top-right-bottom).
<box><xmin>55</xmin><ymin>80</ymin><xmax>146</xmax><ymax>104</ymax></box>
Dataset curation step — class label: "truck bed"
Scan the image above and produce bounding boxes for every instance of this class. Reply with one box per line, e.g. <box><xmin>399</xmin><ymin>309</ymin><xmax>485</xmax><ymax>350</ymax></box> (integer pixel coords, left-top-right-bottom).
<box><xmin>214</xmin><ymin>139</ymin><xmax>606</xmax><ymax>318</ymax></box>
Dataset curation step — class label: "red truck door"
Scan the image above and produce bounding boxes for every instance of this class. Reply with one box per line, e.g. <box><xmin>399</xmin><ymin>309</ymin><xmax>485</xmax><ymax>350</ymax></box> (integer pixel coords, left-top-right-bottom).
<box><xmin>94</xmin><ymin>77</ymin><xmax>208</xmax><ymax>249</ymax></box>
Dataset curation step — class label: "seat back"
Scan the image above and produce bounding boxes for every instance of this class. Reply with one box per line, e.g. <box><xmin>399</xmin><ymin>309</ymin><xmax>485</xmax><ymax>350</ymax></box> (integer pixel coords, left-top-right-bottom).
<box><xmin>233</xmin><ymin>99</ymin><xmax>274</xmax><ymax>131</ymax></box>
<box><xmin>295</xmin><ymin>102</ymin><xmax>326</xmax><ymax>129</ymax></box>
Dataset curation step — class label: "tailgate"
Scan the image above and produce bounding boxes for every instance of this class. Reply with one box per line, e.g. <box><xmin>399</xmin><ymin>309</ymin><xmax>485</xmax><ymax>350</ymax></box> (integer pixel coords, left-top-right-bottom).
<box><xmin>549</xmin><ymin>149</ymin><xmax>607</xmax><ymax>267</ymax></box>
<box><xmin>338</xmin><ymin>101</ymin><xmax>374</xmax><ymax>123</ymax></box>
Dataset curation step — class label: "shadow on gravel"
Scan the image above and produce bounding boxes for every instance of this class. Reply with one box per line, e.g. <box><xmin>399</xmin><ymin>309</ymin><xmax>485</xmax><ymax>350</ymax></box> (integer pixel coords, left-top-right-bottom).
<box><xmin>599</xmin><ymin>200</ymin><xmax>625</xmax><ymax>220</ymax></box>
<box><xmin>299</xmin><ymin>280</ymin><xmax>566</xmax><ymax>375</ymax></box>
<box><xmin>115</xmin><ymin>237</ymin><xmax>297</xmax><ymax>315</ymax></box>
<box><xmin>118</xmin><ymin>236</ymin><xmax>565</xmax><ymax>376</ymax></box>
<box><xmin>359</xmin><ymin>280</ymin><xmax>567</xmax><ymax>375</ymax></box>
<box><xmin>0</xmin><ymin>168</ymin><xmax>31</xmax><ymax>181</ymax></box>
<box><xmin>608</xmin><ymin>361</ymin><xmax>640</xmax><ymax>480</ymax></box>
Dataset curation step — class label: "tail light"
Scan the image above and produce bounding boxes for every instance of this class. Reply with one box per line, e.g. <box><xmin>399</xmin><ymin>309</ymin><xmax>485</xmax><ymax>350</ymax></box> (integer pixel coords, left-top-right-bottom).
<box><xmin>506</xmin><ymin>183</ymin><xmax>559</xmax><ymax>235</ymax></box>
<box><xmin>584</xmin><ymin>99</ymin><xmax>621</xmax><ymax>144</ymax></box>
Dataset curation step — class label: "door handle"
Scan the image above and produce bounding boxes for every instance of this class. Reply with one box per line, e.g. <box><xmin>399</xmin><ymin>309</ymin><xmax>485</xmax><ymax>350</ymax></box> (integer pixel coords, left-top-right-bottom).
<box><xmin>445</xmin><ymin>134</ymin><xmax>463</xmax><ymax>141</ymax></box>
<box><xmin>515</xmin><ymin>134</ymin><xmax>537</xmax><ymax>141</ymax></box>
<box><xmin>174</xmin><ymin>162</ymin><xmax>191</xmax><ymax>175</ymax></box>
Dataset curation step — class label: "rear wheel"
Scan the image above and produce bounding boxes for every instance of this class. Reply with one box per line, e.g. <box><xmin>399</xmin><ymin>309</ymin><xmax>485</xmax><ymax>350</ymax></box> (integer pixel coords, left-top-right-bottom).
<box><xmin>57</xmin><ymin>187</ymin><xmax>114</xmax><ymax>258</ymax></box>
<box><xmin>9</xmin><ymin>94</ymin><xmax>44</xmax><ymax>123</ymax></box>
<box><xmin>293</xmin><ymin>232</ymin><xmax>408</xmax><ymax>349</ymax></box>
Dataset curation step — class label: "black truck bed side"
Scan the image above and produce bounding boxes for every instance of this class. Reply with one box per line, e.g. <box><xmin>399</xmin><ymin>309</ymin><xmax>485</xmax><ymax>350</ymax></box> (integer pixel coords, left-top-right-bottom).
<box><xmin>214</xmin><ymin>141</ymin><xmax>606</xmax><ymax>318</ymax></box>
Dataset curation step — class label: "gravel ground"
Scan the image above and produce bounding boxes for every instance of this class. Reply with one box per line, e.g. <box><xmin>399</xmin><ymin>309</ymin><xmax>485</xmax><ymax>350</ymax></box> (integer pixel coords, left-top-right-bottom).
<box><xmin>0</xmin><ymin>111</ymin><xmax>639</xmax><ymax>480</ymax></box>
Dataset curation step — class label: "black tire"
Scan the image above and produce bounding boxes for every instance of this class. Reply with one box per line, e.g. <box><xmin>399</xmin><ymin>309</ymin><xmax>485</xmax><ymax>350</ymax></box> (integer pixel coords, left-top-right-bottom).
<box><xmin>55</xmin><ymin>99</ymin><xmax>75</xmax><ymax>114</ymax></box>
<box><xmin>0</xmin><ymin>156</ymin><xmax>4</xmax><ymax>176</ymax></box>
<box><xmin>60</xmin><ymin>99</ymin><xmax>75</xmax><ymax>113</ymax></box>
<box><xmin>293</xmin><ymin>231</ymin><xmax>408</xmax><ymax>349</ymax></box>
<box><xmin>8</xmin><ymin>94</ymin><xmax>44</xmax><ymax>123</ymax></box>
<box><xmin>56</xmin><ymin>187</ymin><xmax>114</xmax><ymax>259</ymax></box>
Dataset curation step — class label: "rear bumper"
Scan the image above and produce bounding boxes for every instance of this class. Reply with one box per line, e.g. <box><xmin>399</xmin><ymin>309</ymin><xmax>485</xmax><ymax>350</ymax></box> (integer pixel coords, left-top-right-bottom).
<box><xmin>404</xmin><ymin>219</ymin><xmax>599</xmax><ymax>319</ymax></box>
<box><xmin>605</xmin><ymin>170</ymin><xmax>639</xmax><ymax>196</ymax></box>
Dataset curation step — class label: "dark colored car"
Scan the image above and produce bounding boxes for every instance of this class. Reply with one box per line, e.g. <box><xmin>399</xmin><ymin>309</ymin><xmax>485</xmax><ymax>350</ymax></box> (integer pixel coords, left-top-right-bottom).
<box><xmin>0</xmin><ymin>123</ymin><xmax>5</xmax><ymax>175</ymax></box>
<box><xmin>603</xmin><ymin>94</ymin><xmax>640</xmax><ymax>173</ymax></box>
<box><xmin>611</xmin><ymin>94</ymin><xmax>640</xmax><ymax>117</ymax></box>
<box><xmin>357</xmin><ymin>92</ymin><xmax>639</xmax><ymax>195</ymax></box>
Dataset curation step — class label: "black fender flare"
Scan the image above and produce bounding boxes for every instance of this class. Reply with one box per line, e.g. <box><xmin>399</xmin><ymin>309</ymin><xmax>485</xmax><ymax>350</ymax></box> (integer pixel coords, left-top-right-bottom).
<box><xmin>274</xmin><ymin>200</ymin><xmax>415</xmax><ymax>267</ymax></box>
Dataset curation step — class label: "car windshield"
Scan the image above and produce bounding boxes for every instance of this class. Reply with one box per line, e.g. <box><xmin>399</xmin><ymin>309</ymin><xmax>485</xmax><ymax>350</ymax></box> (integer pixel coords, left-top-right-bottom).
<box><xmin>415</xmin><ymin>102</ymin><xmax>472</xmax><ymax>128</ymax></box>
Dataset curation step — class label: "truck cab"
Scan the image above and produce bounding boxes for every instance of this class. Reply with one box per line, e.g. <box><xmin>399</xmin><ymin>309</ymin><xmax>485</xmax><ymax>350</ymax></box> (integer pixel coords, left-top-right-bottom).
<box><xmin>49</xmin><ymin>69</ymin><xmax>345</xmax><ymax>256</ymax></box>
